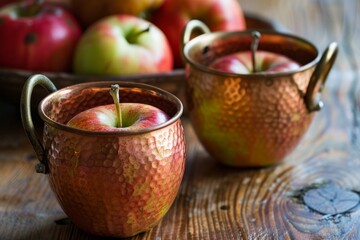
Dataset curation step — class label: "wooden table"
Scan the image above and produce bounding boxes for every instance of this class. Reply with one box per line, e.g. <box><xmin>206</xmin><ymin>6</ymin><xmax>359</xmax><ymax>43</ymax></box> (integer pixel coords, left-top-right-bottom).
<box><xmin>1</xmin><ymin>0</ymin><xmax>360</xmax><ymax>239</ymax></box>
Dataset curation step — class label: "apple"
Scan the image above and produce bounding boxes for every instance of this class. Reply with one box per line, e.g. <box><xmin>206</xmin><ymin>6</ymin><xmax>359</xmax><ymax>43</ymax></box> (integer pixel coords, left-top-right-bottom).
<box><xmin>67</xmin><ymin>84</ymin><xmax>169</xmax><ymax>131</ymax></box>
<box><xmin>209</xmin><ymin>50</ymin><xmax>301</xmax><ymax>74</ymax></box>
<box><xmin>67</xmin><ymin>103</ymin><xmax>169</xmax><ymax>131</ymax></box>
<box><xmin>0</xmin><ymin>1</ymin><xmax>81</xmax><ymax>72</ymax></box>
<box><xmin>70</xmin><ymin>0</ymin><xmax>164</xmax><ymax>28</ymax></box>
<box><xmin>209</xmin><ymin>31</ymin><xmax>300</xmax><ymax>74</ymax></box>
<box><xmin>149</xmin><ymin>0</ymin><xmax>246</xmax><ymax>68</ymax></box>
<box><xmin>73</xmin><ymin>15</ymin><xmax>173</xmax><ymax>76</ymax></box>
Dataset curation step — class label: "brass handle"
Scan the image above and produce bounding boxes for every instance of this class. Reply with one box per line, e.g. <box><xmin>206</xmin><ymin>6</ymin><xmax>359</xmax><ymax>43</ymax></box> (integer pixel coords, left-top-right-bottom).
<box><xmin>181</xmin><ymin>19</ymin><xmax>211</xmax><ymax>49</ymax></box>
<box><xmin>20</xmin><ymin>74</ymin><xmax>57</xmax><ymax>174</ymax></box>
<box><xmin>305</xmin><ymin>42</ymin><xmax>338</xmax><ymax>112</ymax></box>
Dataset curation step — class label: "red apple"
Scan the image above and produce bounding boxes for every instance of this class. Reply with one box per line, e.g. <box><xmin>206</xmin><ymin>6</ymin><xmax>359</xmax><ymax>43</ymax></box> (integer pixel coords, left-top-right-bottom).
<box><xmin>0</xmin><ymin>1</ymin><xmax>81</xmax><ymax>72</ymax></box>
<box><xmin>67</xmin><ymin>84</ymin><xmax>169</xmax><ymax>131</ymax></box>
<box><xmin>209</xmin><ymin>31</ymin><xmax>300</xmax><ymax>74</ymax></box>
<box><xmin>70</xmin><ymin>0</ymin><xmax>164</xmax><ymax>28</ymax></box>
<box><xmin>209</xmin><ymin>50</ymin><xmax>301</xmax><ymax>74</ymax></box>
<box><xmin>150</xmin><ymin>0</ymin><xmax>246</xmax><ymax>68</ymax></box>
<box><xmin>73</xmin><ymin>15</ymin><xmax>173</xmax><ymax>75</ymax></box>
<box><xmin>67</xmin><ymin>103</ymin><xmax>169</xmax><ymax>131</ymax></box>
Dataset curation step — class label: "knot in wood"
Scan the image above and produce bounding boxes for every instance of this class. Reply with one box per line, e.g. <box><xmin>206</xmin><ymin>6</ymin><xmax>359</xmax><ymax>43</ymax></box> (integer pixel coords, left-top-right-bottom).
<box><xmin>303</xmin><ymin>183</ymin><xmax>360</xmax><ymax>215</ymax></box>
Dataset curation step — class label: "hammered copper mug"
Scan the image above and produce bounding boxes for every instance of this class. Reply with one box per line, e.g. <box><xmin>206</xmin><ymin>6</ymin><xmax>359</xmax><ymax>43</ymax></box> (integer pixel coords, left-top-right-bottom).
<box><xmin>182</xmin><ymin>20</ymin><xmax>338</xmax><ymax>167</ymax></box>
<box><xmin>20</xmin><ymin>75</ymin><xmax>185</xmax><ymax>237</ymax></box>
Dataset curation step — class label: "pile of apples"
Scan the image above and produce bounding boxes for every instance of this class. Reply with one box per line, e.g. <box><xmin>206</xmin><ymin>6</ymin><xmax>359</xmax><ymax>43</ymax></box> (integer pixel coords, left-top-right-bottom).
<box><xmin>0</xmin><ymin>0</ymin><xmax>247</xmax><ymax>75</ymax></box>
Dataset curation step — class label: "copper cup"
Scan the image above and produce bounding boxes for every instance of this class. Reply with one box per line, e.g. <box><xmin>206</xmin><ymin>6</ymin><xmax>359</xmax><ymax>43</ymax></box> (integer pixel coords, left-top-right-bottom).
<box><xmin>20</xmin><ymin>75</ymin><xmax>185</xmax><ymax>237</ymax></box>
<box><xmin>182</xmin><ymin>20</ymin><xmax>338</xmax><ymax>167</ymax></box>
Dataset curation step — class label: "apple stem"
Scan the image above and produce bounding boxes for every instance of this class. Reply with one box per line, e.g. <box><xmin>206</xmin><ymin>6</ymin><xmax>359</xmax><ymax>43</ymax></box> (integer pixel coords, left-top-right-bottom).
<box><xmin>127</xmin><ymin>25</ymin><xmax>151</xmax><ymax>44</ymax></box>
<box><xmin>251</xmin><ymin>31</ymin><xmax>261</xmax><ymax>73</ymax></box>
<box><xmin>109</xmin><ymin>84</ymin><xmax>123</xmax><ymax>128</ymax></box>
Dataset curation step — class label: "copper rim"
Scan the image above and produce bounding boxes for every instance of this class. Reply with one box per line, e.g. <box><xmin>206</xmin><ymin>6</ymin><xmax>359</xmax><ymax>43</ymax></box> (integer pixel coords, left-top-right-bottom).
<box><xmin>183</xmin><ymin>29</ymin><xmax>321</xmax><ymax>78</ymax></box>
<box><xmin>38</xmin><ymin>81</ymin><xmax>183</xmax><ymax>136</ymax></box>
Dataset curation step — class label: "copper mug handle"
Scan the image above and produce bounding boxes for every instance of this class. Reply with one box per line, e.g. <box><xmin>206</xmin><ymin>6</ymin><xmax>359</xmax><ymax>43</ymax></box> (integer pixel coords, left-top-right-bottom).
<box><xmin>20</xmin><ymin>74</ymin><xmax>57</xmax><ymax>174</ymax></box>
<box><xmin>181</xmin><ymin>19</ymin><xmax>211</xmax><ymax>50</ymax></box>
<box><xmin>305</xmin><ymin>42</ymin><xmax>338</xmax><ymax>112</ymax></box>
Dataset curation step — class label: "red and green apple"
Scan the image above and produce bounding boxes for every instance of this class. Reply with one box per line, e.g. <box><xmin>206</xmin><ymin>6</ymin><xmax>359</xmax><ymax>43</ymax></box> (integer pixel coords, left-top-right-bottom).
<box><xmin>0</xmin><ymin>1</ymin><xmax>81</xmax><ymax>72</ymax></box>
<box><xmin>209</xmin><ymin>31</ymin><xmax>301</xmax><ymax>74</ymax></box>
<box><xmin>209</xmin><ymin>50</ymin><xmax>301</xmax><ymax>74</ymax></box>
<box><xmin>150</xmin><ymin>0</ymin><xmax>247</xmax><ymax>68</ymax></box>
<box><xmin>73</xmin><ymin>15</ymin><xmax>173</xmax><ymax>76</ymax></box>
<box><xmin>67</xmin><ymin>84</ymin><xmax>169</xmax><ymax>131</ymax></box>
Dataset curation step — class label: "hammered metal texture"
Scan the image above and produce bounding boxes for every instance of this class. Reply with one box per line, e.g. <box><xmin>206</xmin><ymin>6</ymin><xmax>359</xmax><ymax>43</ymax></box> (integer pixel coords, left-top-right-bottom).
<box><xmin>40</xmin><ymin>83</ymin><xmax>185</xmax><ymax>237</ymax></box>
<box><xmin>186</xmin><ymin>67</ymin><xmax>314</xmax><ymax>167</ymax></box>
<box><xmin>184</xmin><ymin>30</ymin><xmax>320</xmax><ymax>167</ymax></box>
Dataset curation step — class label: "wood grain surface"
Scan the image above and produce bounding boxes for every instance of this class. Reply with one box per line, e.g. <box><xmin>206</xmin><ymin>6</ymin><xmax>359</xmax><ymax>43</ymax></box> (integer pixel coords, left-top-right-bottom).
<box><xmin>1</xmin><ymin>0</ymin><xmax>360</xmax><ymax>239</ymax></box>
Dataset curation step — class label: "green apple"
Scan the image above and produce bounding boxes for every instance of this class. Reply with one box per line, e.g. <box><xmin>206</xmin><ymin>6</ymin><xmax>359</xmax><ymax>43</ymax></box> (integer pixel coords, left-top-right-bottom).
<box><xmin>73</xmin><ymin>15</ymin><xmax>173</xmax><ymax>75</ymax></box>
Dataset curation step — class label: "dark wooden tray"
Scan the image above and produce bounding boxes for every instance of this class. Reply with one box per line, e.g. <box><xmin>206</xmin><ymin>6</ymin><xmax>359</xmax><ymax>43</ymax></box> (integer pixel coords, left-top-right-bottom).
<box><xmin>0</xmin><ymin>13</ymin><xmax>283</xmax><ymax>108</ymax></box>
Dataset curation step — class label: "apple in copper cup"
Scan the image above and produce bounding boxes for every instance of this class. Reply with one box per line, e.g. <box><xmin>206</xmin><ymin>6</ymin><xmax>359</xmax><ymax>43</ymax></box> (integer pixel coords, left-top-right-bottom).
<box><xmin>20</xmin><ymin>75</ymin><xmax>185</xmax><ymax>238</ymax></box>
<box><xmin>182</xmin><ymin>20</ymin><xmax>338</xmax><ymax>167</ymax></box>
<box><xmin>67</xmin><ymin>85</ymin><xmax>170</xmax><ymax>131</ymax></box>
<box><xmin>208</xmin><ymin>31</ymin><xmax>301</xmax><ymax>75</ymax></box>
